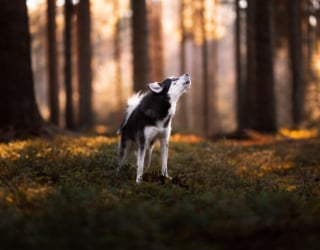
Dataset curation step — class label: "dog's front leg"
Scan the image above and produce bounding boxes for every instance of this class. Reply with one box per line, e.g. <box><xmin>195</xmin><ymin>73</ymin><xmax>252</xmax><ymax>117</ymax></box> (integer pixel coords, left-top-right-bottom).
<box><xmin>160</xmin><ymin>137</ymin><xmax>171</xmax><ymax>179</ymax></box>
<box><xmin>136</xmin><ymin>144</ymin><xmax>146</xmax><ymax>183</ymax></box>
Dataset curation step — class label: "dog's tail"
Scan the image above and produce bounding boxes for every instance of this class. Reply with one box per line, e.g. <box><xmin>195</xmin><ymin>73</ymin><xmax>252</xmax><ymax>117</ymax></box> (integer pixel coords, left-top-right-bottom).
<box><xmin>117</xmin><ymin>91</ymin><xmax>144</xmax><ymax>136</ymax></box>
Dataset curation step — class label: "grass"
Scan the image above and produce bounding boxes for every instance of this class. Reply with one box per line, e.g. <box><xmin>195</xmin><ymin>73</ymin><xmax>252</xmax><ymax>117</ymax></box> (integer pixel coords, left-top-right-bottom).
<box><xmin>0</xmin><ymin>133</ymin><xmax>320</xmax><ymax>249</ymax></box>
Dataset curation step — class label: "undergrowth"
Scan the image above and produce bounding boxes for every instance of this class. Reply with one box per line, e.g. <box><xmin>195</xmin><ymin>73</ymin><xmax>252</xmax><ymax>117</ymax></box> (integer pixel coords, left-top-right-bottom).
<box><xmin>0</xmin><ymin>135</ymin><xmax>320</xmax><ymax>249</ymax></box>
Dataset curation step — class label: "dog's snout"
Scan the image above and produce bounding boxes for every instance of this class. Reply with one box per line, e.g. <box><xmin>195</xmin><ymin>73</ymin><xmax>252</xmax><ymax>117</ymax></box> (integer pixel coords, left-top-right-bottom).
<box><xmin>183</xmin><ymin>73</ymin><xmax>190</xmax><ymax>81</ymax></box>
<box><xmin>183</xmin><ymin>73</ymin><xmax>191</xmax><ymax>85</ymax></box>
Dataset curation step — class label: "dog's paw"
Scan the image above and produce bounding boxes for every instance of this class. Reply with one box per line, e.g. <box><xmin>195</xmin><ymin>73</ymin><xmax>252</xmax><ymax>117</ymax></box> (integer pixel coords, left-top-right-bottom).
<box><xmin>136</xmin><ymin>175</ymin><xmax>143</xmax><ymax>183</ymax></box>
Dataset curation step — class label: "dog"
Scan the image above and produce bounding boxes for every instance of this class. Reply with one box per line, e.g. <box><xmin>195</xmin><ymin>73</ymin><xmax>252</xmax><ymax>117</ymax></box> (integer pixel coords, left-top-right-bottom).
<box><xmin>117</xmin><ymin>73</ymin><xmax>191</xmax><ymax>183</ymax></box>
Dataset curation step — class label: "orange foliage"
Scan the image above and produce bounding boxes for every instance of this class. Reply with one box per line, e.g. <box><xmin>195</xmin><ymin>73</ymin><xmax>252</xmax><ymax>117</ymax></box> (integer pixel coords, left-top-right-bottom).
<box><xmin>170</xmin><ymin>133</ymin><xmax>203</xmax><ymax>143</ymax></box>
<box><xmin>279</xmin><ymin>128</ymin><xmax>319</xmax><ymax>140</ymax></box>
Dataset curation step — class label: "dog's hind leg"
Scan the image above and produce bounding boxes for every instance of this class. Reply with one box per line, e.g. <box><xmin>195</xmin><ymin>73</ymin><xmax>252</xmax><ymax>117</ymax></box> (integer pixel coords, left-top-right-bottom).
<box><xmin>118</xmin><ymin>138</ymin><xmax>131</xmax><ymax>167</ymax></box>
<box><xmin>136</xmin><ymin>143</ymin><xmax>146</xmax><ymax>183</ymax></box>
<box><xmin>144</xmin><ymin>146</ymin><xmax>153</xmax><ymax>169</ymax></box>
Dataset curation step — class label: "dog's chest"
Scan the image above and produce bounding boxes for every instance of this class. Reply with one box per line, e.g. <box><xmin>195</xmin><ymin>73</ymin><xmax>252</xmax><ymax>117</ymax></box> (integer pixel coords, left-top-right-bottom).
<box><xmin>144</xmin><ymin>104</ymin><xmax>176</xmax><ymax>141</ymax></box>
<box><xmin>159</xmin><ymin>102</ymin><xmax>176</xmax><ymax>128</ymax></box>
<box><xmin>144</xmin><ymin>123</ymin><xmax>170</xmax><ymax>142</ymax></box>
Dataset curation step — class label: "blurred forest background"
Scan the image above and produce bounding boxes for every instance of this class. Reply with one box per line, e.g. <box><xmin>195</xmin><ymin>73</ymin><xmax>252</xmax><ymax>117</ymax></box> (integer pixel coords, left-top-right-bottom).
<box><xmin>2</xmin><ymin>2</ymin><xmax>320</xmax><ymax>247</ymax></box>
<box><xmin>2</xmin><ymin>0</ymin><xmax>320</xmax><ymax>138</ymax></box>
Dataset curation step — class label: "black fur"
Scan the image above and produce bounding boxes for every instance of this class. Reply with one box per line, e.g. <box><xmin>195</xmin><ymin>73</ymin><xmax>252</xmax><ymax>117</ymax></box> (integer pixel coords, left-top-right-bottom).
<box><xmin>118</xmin><ymin>78</ymin><xmax>173</xmax><ymax>142</ymax></box>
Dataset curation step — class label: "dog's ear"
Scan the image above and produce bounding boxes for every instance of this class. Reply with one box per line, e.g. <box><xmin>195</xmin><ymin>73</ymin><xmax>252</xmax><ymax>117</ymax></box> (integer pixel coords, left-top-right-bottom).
<box><xmin>148</xmin><ymin>82</ymin><xmax>163</xmax><ymax>93</ymax></box>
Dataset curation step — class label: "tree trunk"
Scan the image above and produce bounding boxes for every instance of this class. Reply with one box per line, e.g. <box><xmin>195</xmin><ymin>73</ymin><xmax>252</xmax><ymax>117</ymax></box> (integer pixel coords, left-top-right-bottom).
<box><xmin>64</xmin><ymin>0</ymin><xmax>75</xmax><ymax>129</ymax></box>
<box><xmin>255</xmin><ymin>0</ymin><xmax>276</xmax><ymax>131</ymax></box>
<box><xmin>288</xmin><ymin>0</ymin><xmax>304</xmax><ymax>126</ymax></box>
<box><xmin>235</xmin><ymin>0</ymin><xmax>246</xmax><ymax>130</ymax></box>
<box><xmin>77</xmin><ymin>0</ymin><xmax>93</xmax><ymax>129</ymax></box>
<box><xmin>246</xmin><ymin>0</ymin><xmax>256</xmax><ymax>129</ymax></box>
<box><xmin>47</xmin><ymin>0</ymin><xmax>60</xmax><ymax>125</ymax></box>
<box><xmin>200</xmin><ymin>0</ymin><xmax>209</xmax><ymax>136</ymax></box>
<box><xmin>246</xmin><ymin>0</ymin><xmax>277</xmax><ymax>132</ymax></box>
<box><xmin>131</xmin><ymin>0</ymin><xmax>151</xmax><ymax>92</ymax></box>
<box><xmin>0</xmin><ymin>0</ymin><xmax>43</xmax><ymax>139</ymax></box>
<box><xmin>114</xmin><ymin>0</ymin><xmax>124</xmax><ymax>124</ymax></box>
<box><xmin>178</xmin><ymin>0</ymin><xmax>188</xmax><ymax>128</ymax></box>
<box><xmin>148</xmin><ymin>0</ymin><xmax>163</xmax><ymax>81</ymax></box>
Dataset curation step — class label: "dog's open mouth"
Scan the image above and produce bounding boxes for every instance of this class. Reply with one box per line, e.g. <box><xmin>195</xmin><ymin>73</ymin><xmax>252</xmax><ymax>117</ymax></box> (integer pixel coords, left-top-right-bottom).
<box><xmin>184</xmin><ymin>80</ymin><xmax>191</xmax><ymax>86</ymax></box>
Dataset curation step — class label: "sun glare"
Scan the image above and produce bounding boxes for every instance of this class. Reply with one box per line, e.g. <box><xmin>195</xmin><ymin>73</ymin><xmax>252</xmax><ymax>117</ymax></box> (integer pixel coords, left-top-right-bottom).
<box><xmin>27</xmin><ymin>0</ymin><xmax>79</xmax><ymax>9</ymax></box>
<box><xmin>27</xmin><ymin>0</ymin><xmax>45</xmax><ymax>10</ymax></box>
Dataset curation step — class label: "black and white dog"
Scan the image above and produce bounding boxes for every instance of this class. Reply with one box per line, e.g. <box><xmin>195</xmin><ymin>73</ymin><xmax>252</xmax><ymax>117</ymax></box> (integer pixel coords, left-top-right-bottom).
<box><xmin>117</xmin><ymin>73</ymin><xmax>191</xmax><ymax>183</ymax></box>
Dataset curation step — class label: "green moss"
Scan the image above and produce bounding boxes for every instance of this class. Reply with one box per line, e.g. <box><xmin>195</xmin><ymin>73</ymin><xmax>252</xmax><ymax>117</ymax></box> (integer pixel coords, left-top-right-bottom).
<box><xmin>0</xmin><ymin>136</ymin><xmax>320</xmax><ymax>249</ymax></box>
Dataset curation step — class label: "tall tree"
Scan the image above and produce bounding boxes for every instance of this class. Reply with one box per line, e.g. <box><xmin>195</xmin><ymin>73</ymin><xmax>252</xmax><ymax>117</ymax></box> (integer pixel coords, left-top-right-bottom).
<box><xmin>288</xmin><ymin>0</ymin><xmax>304</xmax><ymax>126</ymax></box>
<box><xmin>77</xmin><ymin>0</ymin><xmax>93</xmax><ymax>129</ymax></box>
<box><xmin>200</xmin><ymin>0</ymin><xmax>209</xmax><ymax>136</ymax></box>
<box><xmin>235</xmin><ymin>0</ymin><xmax>246</xmax><ymax>130</ymax></box>
<box><xmin>148</xmin><ymin>0</ymin><xmax>163</xmax><ymax>81</ymax></box>
<box><xmin>0</xmin><ymin>0</ymin><xmax>43</xmax><ymax>139</ymax></box>
<box><xmin>64</xmin><ymin>0</ymin><xmax>75</xmax><ymax>129</ymax></box>
<box><xmin>114</xmin><ymin>0</ymin><xmax>124</xmax><ymax>124</ymax></box>
<box><xmin>178</xmin><ymin>0</ymin><xmax>188</xmax><ymax>128</ymax></box>
<box><xmin>131</xmin><ymin>0</ymin><xmax>151</xmax><ymax>92</ymax></box>
<box><xmin>246</xmin><ymin>0</ymin><xmax>277</xmax><ymax>132</ymax></box>
<box><xmin>47</xmin><ymin>0</ymin><xmax>60</xmax><ymax>125</ymax></box>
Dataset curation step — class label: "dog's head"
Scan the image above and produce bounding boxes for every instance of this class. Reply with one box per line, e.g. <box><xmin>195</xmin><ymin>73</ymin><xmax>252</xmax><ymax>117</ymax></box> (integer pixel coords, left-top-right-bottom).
<box><xmin>148</xmin><ymin>73</ymin><xmax>191</xmax><ymax>100</ymax></box>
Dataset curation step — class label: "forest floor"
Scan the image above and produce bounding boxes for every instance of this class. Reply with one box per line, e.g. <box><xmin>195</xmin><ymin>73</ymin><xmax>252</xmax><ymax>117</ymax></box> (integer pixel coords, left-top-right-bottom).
<box><xmin>0</xmin><ymin>129</ymin><xmax>320</xmax><ymax>249</ymax></box>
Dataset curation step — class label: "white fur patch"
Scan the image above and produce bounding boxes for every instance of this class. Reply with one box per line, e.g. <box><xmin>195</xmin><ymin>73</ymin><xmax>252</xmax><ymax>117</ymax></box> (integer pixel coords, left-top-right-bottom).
<box><xmin>122</xmin><ymin>92</ymin><xmax>144</xmax><ymax>129</ymax></box>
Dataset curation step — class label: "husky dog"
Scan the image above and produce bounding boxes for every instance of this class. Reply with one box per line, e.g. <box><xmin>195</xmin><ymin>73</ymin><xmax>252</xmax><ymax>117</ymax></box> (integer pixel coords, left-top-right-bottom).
<box><xmin>117</xmin><ymin>73</ymin><xmax>191</xmax><ymax>183</ymax></box>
